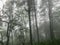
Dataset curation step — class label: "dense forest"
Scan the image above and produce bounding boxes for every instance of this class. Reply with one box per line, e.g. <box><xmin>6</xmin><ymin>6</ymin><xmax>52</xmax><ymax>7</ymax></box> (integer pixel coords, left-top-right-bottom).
<box><xmin>0</xmin><ymin>0</ymin><xmax>60</xmax><ymax>45</ymax></box>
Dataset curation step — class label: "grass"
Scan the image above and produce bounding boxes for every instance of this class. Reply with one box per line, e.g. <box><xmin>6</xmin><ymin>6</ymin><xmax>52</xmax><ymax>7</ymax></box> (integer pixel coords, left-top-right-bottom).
<box><xmin>8</xmin><ymin>39</ymin><xmax>60</xmax><ymax>45</ymax></box>
<box><xmin>34</xmin><ymin>39</ymin><xmax>60</xmax><ymax>45</ymax></box>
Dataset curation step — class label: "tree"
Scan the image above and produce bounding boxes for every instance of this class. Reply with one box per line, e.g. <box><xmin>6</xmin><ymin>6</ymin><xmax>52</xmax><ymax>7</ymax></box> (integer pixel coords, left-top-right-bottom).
<box><xmin>48</xmin><ymin>0</ymin><xmax>54</xmax><ymax>40</ymax></box>
<box><xmin>27</xmin><ymin>0</ymin><xmax>33</xmax><ymax>45</ymax></box>
<box><xmin>33</xmin><ymin>0</ymin><xmax>40</xmax><ymax>45</ymax></box>
<box><xmin>2</xmin><ymin>0</ymin><xmax>29</xmax><ymax>45</ymax></box>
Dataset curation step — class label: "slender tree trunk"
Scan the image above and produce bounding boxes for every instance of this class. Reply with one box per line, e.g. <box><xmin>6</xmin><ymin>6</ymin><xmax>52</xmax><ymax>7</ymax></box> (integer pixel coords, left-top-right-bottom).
<box><xmin>6</xmin><ymin>22</ymin><xmax>10</xmax><ymax>45</ymax></box>
<box><xmin>48</xmin><ymin>0</ymin><xmax>54</xmax><ymax>40</ymax></box>
<box><xmin>21</xmin><ymin>30</ymin><xmax>25</xmax><ymax>45</ymax></box>
<box><xmin>6</xmin><ymin>0</ymin><xmax>15</xmax><ymax>45</ymax></box>
<box><xmin>1</xmin><ymin>33</ymin><xmax>4</xmax><ymax>45</ymax></box>
<box><xmin>27</xmin><ymin>0</ymin><xmax>33</xmax><ymax>45</ymax></box>
<box><xmin>12</xmin><ymin>33</ymin><xmax>13</xmax><ymax>45</ymax></box>
<box><xmin>33</xmin><ymin>0</ymin><xmax>40</xmax><ymax>45</ymax></box>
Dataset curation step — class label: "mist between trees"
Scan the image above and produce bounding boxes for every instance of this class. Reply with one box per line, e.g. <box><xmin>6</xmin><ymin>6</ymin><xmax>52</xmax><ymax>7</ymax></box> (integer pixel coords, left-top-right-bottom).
<box><xmin>0</xmin><ymin>0</ymin><xmax>60</xmax><ymax>45</ymax></box>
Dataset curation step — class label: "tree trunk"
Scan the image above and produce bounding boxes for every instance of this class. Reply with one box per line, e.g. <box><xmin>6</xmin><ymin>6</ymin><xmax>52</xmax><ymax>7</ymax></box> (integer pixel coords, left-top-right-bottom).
<box><xmin>48</xmin><ymin>0</ymin><xmax>54</xmax><ymax>40</ymax></box>
<box><xmin>27</xmin><ymin>0</ymin><xmax>33</xmax><ymax>45</ymax></box>
<box><xmin>0</xmin><ymin>33</ymin><xmax>4</xmax><ymax>45</ymax></box>
<box><xmin>33</xmin><ymin>0</ymin><xmax>40</xmax><ymax>45</ymax></box>
<box><xmin>6</xmin><ymin>23</ymin><xmax>10</xmax><ymax>45</ymax></box>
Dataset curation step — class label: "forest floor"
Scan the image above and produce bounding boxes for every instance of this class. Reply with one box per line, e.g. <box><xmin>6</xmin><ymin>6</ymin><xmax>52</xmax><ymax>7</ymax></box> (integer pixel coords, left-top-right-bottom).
<box><xmin>34</xmin><ymin>39</ymin><xmax>60</xmax><ymax>45</ymax></box>
<box><xmin>25</xmin><ymin>39</ymin><xmax>60</xmax><ymax>45</ymax></box>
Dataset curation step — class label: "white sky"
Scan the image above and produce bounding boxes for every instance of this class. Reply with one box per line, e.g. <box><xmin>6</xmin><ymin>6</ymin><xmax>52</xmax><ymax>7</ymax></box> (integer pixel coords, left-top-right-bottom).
<box><xmin>0</xmin><ymin>0</ymin><xmax>7</xmax><ymax>10</ymax></box>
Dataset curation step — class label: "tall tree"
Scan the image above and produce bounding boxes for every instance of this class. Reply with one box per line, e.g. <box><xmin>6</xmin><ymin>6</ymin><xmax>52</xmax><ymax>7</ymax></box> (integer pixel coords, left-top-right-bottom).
<box><xmin>48</xmin><ymin>0</ymin><xmax>54</xmax><ymax>40</ymax></box>
<box><xmin>27</xmin><ymin>0</ymin><xmax>33</xmax><ymax>45</ymax></box>
<box><xmin>3</xmin><ymin>0</ymin><xmax>14</xmax><ymax>45</ymax></box>
<box><xmin>33</xmin><ymin>0</ymin><xmax>40</xmax><ymax>45</ymax></box>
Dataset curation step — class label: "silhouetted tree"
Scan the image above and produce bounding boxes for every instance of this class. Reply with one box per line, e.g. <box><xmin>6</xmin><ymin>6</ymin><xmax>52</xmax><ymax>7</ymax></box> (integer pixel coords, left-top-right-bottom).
<box><xmin>48</xmin><ymin>0</ymin><xmax>54</xmax><ymax>40</ymax></box>
<box><xmin>27</xmin><ymin>0</ymin><xmax>33</xmax><ymax>45</ymax></box>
